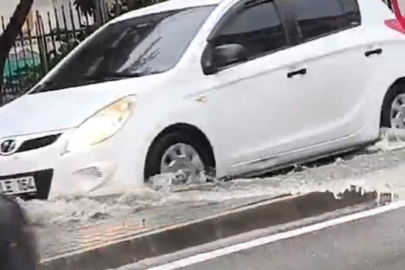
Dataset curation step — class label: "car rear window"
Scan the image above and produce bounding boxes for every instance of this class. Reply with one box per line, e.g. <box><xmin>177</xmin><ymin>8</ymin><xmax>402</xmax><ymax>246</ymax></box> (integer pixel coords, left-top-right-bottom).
<box><xmin>290</xmin><ymin>0</ymin><xmax>361</xmax><ymax>42</ymax></box>
<box><xmin>340</xmin><ymin>0</ymin><xmax>361</xmax><ymax>26</ymax></box>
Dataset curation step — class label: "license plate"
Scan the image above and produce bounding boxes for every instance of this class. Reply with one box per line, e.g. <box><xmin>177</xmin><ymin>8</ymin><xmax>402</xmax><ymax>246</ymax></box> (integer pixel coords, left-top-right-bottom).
<box><xmin>0</xmin><ymin>176</ymin><xmax>37</xmax><ymax>195</ymax></box>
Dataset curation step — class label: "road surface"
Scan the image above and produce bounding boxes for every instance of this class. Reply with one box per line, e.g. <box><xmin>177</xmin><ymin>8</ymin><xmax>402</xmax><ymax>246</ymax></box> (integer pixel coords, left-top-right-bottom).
<box><xmin>126</xmin><ymin>203</ymin><xmax>405</xmax><ymax>270</ymax></box>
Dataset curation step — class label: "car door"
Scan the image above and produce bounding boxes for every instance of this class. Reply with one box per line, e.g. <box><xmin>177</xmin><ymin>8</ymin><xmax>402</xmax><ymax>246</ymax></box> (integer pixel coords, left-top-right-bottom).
<box><xmin>271</xmin><ymin>0</ymin><xmax>367</xmax><ymax>151</ymax></box>
<box><xmin>196</xmin><ymin>0</ymin><xmax>316</xmax><ymax>175</ymax></box>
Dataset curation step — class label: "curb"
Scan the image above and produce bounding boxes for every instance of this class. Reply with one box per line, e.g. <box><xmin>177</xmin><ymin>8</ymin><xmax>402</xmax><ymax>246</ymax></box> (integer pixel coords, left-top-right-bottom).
<box><xmin>38</xmin><ymin>188</ymin><xmax>381</xmax><ymax>270</ymax></box>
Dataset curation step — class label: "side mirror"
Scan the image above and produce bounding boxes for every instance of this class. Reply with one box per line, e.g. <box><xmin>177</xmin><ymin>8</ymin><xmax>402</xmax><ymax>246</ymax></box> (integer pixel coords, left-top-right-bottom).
<box><xmin>202</xmin><ymin>43</ymin><xmax>248</xmax><ymax>75</ymax></box>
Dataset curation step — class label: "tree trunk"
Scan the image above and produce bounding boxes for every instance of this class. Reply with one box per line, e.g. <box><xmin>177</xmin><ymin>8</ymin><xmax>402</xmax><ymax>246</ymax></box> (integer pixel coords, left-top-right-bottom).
<box><xmin>0</xmin><ymin>0</ymin><xmax>34</xmax><ymax>103</ymax></box>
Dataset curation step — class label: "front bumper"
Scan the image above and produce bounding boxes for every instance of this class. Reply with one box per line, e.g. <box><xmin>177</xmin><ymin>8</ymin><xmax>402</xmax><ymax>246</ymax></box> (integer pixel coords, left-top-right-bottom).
<box><xmin>0</xmin><ymin>129</ymin><xmax>140</xmax><ymax>199</ymax></box>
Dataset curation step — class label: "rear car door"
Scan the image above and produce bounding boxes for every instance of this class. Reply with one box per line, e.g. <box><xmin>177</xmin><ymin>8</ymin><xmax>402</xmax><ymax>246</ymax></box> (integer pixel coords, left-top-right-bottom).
<box><xmin>273</xmin><ymin>0</ymin><xmax>367</xmax><ymax>150</ymax></box>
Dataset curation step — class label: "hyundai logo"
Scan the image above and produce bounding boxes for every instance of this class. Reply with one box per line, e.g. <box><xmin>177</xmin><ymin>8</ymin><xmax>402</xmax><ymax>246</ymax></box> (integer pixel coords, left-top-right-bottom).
<box><xmin>0</xmin><ymin>139</ymin><xmax>17</xmax><ymax>155</ymax></box>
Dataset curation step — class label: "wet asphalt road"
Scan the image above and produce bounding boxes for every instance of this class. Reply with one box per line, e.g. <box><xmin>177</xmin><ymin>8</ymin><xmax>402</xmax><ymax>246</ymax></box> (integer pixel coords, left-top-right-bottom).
<box><xmin>177</xmin><ymin>207</ymin><xmax>405</xmax><ymax>270</ymax></box>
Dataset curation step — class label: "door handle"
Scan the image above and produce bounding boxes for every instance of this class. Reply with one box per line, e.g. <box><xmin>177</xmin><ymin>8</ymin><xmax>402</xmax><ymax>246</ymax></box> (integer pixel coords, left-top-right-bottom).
<box><xmin>365</xmin><ymin>48</ymin><xmax>383</xmax><ymax>57</ymax></box>
<box><xmin>287</xmin><ymin>68</ymin><xmax>307</xmax><ymax>78</ymax></box>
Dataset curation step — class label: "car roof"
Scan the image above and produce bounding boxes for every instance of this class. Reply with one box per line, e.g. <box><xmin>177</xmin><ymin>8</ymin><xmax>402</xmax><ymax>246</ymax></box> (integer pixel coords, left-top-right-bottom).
<box><xmin>111</xmin><ymin>0</ymin><xmax>223</xmax><ymax>23</ymax></box>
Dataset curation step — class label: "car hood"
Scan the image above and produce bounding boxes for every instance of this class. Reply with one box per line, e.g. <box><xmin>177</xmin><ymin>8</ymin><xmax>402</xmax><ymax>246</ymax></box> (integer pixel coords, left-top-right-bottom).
<box><xmin>0</xmin><ymin>81</ymin><xmax>139</xmax><ymax>138</ymax></box>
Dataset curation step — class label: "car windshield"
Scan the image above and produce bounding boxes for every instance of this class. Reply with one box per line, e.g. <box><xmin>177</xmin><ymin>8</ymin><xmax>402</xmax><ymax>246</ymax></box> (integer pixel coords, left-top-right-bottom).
<box><xmin>30</xmin><ymin>6</ymin><xmax>215</xmax><ymax>93</ymax></box>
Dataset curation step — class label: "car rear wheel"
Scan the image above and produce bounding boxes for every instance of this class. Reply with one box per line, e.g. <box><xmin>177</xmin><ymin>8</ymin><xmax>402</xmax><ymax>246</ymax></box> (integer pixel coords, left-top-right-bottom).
<box><xmin>144</xmin><ymin>131</ymin><xmax>215</xmax><ymax>184</ymax></box>
<box><xmin>381</xmin><ymin>84</ymin><xmax>405</xmax><ymax>129</ymax></box>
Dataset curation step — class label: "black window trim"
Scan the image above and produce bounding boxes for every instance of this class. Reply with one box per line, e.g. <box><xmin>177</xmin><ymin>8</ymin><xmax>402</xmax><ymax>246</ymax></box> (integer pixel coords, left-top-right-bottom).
<box><xmin>286</xmin><ymin>0</ymin><xmax>362</xmax><ymax>45</ymax></box>
<box><xmin>201</xmin><ymin>0</ymin><xmax>293</xmax><ymax>74</ymax></box>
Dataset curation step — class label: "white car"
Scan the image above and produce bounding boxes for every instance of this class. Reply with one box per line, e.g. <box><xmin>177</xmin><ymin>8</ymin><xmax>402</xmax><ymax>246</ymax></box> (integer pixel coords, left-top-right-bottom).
<box><xmin>0</xmin><ymin>0</ymin><xmax>404</xmax><ymax>199</ymax></box>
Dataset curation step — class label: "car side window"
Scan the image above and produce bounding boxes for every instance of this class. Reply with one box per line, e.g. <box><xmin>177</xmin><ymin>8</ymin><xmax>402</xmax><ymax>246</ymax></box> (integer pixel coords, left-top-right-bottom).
<box><xmin>210</xmin><ymin>0</ymin><xmax>288</xmax><ymax>68</ymax></box>
<box><xmin>291</xmin><ymin>0</ymin><xmax>354</xmax><ymax>42</ymax></box>
<box><xmin>340</xmin><ymin>0</ymin><xmax>361</xmax><ymax>26</ymax></box>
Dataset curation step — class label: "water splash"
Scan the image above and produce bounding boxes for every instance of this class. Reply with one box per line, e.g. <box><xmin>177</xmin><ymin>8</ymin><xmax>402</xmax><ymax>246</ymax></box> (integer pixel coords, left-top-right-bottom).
<box><xmin>19</xmin><ymin>132</ymin><xmax>405</xmax><ymax>227</ymax></box>
<box><xmin>366</xmin><ymin>128</ymin><xmax>405</xmax><ymax>153</ymax></box>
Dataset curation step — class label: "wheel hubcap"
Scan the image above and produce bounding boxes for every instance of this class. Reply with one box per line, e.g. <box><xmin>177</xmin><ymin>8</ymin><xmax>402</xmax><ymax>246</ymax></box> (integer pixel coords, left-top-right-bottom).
<box><xmin>160</xmin><ymin>143</ymin><xmax>205</xmax><ymax>183</ymax></box>
<box><xmin>390</xmin><ymin>93</ymin><xmax>405</xmax><ymax>129</ymax></box>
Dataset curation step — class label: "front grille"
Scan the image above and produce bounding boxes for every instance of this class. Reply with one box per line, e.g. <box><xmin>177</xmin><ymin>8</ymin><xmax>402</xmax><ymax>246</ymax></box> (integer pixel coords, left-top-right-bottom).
<box><xmin>17</xmin><ymin>134</ymin><xmax>61</xmax><ymax>153</ymax></box>
<box><xmin>0</xmin><ymin>169</ymin><xmax>53</xmax><ymax>200</ymax></box>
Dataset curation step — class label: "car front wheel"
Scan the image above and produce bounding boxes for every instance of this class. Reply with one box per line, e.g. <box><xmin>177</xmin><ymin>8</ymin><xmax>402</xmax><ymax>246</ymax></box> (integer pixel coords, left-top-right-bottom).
<box><xmin>144</xmin><ymin>131</ymin><xmax>215</xmax><ymax>184</ymax></box>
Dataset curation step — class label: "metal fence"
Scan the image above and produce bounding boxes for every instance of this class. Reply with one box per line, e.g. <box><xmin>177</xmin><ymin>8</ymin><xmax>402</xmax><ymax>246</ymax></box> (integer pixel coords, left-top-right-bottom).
<box><xmin>0</xmin><ymin>0</ymin><xmax>163</xmax><ymax>106</ymax></box>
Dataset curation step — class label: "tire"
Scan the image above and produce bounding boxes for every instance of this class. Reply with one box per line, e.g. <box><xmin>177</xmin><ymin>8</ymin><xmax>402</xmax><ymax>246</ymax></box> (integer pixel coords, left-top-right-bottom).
<box><xmin>144</xmin><ymin>131</ymin><xmax>215</xmax><ymax>182</ymax></box>
<box><xmin>381</xmin><ymin>84</ymin><xmax>405</xmax><ymax>128</ymax></box>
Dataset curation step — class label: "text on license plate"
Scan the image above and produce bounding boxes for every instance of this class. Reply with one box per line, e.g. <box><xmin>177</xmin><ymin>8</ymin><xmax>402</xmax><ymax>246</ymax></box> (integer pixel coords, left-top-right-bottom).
<box><xmin>0</xmin><ymin>176</ymin><xmax>37</xmax><ymax>195</ymax></box>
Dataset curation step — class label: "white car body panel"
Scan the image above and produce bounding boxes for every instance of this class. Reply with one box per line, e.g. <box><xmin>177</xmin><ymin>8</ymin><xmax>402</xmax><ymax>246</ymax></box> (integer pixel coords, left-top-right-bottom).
<box><xmin>0</xmin><ymin>82</ymin><xmax>133</xmax><ymax>138</ymax></box>
<box><xmin>1</xmin><ymin>0</ymin><xmax>405</xmax><ymax>198</ymax></box>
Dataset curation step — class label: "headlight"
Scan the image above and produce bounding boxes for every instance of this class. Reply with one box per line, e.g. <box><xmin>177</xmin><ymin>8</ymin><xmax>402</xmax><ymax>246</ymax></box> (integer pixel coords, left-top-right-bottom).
<box><xmin>65</xmin><ymin>95</ymin><xmax>136</xmax><ymax>153</ymax></box>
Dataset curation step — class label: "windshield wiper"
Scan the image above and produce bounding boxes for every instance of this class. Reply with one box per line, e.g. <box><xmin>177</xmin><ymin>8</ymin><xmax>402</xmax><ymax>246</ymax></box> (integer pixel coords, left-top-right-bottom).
<box><xmin>30</xmin><ymin>71</ymin><xmax>155</xmax><ymax>94</ymax></box>
<box><xmin>83</xmin><ymin>71</ymin><xmax>146</xmax><ymax>81</ymax></box>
